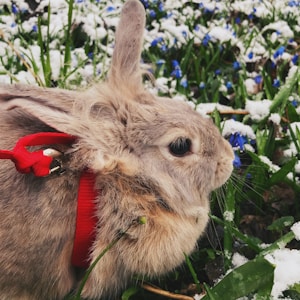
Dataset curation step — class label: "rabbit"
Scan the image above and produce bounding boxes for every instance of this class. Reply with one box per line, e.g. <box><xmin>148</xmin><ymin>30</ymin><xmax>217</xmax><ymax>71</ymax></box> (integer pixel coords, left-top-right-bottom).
<box><xmin>0</xmin><ymin>0</ymin><xmax>234</xmax><ymax>299</ymax></box>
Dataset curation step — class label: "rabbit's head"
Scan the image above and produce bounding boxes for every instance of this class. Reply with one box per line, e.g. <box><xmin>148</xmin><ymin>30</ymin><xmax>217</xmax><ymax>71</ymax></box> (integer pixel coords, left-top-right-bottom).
<box><xmin>0</xmin><ymin>0</ymin><xmax>234</xmax><ymax>298</ymax></box>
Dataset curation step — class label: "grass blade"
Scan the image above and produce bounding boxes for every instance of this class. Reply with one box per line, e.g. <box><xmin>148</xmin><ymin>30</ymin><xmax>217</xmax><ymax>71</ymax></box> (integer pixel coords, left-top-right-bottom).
<box><xmin>201</xmin><ymin>257</ymin><xmax>274</xmax><ymax>300</ymax></box>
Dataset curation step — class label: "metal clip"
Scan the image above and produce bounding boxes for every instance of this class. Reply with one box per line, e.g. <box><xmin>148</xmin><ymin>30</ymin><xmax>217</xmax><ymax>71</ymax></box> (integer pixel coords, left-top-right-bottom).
<box><xmin>43</xmin><ymin>148</ymin><xmax>65</xmax><ymax>175</ymax></box>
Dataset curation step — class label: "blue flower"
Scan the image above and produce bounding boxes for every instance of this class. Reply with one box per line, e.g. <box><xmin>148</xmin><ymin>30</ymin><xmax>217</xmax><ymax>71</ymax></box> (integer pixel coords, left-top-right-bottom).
<box><xmin>272</xmin><ymin>78</ymin><xmax>280</xmax><ymax>88</ymax></box>
<box><xmin>182</xmin><ymin>30</ymin><xmax>188</xmax><ymax>38</ymax></box>
<box><xmin>229</xmin><ymin>133</ymin><xmax>248</xmax><ymax>150</ymax></box>
<box><xmin>199</xmin><ymin>82</ymin><xmax>205</xmax><ymax>89</ymax></box>
<box><xmin>288</xmin><ymin>0</ymin><xmax>299</xmax><ymax>6</ymax></box>
<box><xmin>254</xmin><ymin>75</ymin><xmax>262</xmax><ymax>84</ymax></box>
<box><xmin>215</xmin><ymin>69</ymin><xmax>221</xmax><ymax>75</ymax></box>
<box><xmin>226</xmin><ymin>81</ymin><xmax>233</xmax><ymax>89</ymax></box>
<box><xmin>149</xmin><ymin>10</ymin><xmax>156</xmax><ymax>18</ymax></box>
<box><xmin>32</xmin><ymin>24</ymin><xmax>38</xmax><ymax>32</ymax></box>
<box><xmin>233</xmin><ymin>152</ymin><xmax>241</xmax><ymax>168</ymax></box>
<box><xmin>273</xmin><ymin>46</ymin><xmax>285</xmax><ymax>59</ymax></box>
<box><xmin>106</xmin><ymin>6</ymin><xmax>115</xmax><ymax>12</ymax></box>
<box><xmin>171</xmin><ymin>60</ymin><xmax>182</xmax><ymax>79</ymax></box>
<box><xmin>291</xmin><ymin>99</ymin><xmax>298</xmax><ymax>107</ymax></box>
<box><xmin>246</xmin><ymin>173</ymin><xmax>252</xmax><ymax>179</ymax></box>
<box><xmin>194</xmin><ymin>24</ymin><xmax>200</xmax><ymax>31</ymax></box>
<box><xmin>156</xmin><ymin>59</ymin><xmax>165</xmax><ymax>66</ymax></box>
<box><xmin>151</xmin><ymin>36</ymin><xmax>163</xmax><ymax>47</ymax></box>
<box><xmin>233</xmin><ymin>61</ymin><xmax>241</xmax><ymax>70</ymax></box>
<box><xmin>248</xmin><ymin>51</ymin><xmax>254</xmax><ymax>59</ymax></box>
<box><xmin>12</xmin><ymin>4</ymin><xmax>18</xmax><ymax>14</ymax></box>
<box><xmin>158</xmin><ymin>2</ymin><xmax>164</xmax><ymax>12</ymax></box>
<box><xmin>166</xmin><ymin>12</ymin><xmax>173</xmax><ymax>18</ymax></box>
<box><xmin>140</xmin><ymin>0</ymin><xmax>149</xmax><ymax>8</ymax></box>
<box><xmin>172</xmin><ymin>60</ymin><xmax>180</xmax><ymax>68</ymax></box>
<box><xmin>292</xmin><ymin>54</ymin><xmax>299</xmax><ymax>65</ymax></box>
<box><xmin>204</xmin><ymin>7</ymin><xmax>214</xmax><ymax>14</ymax></box>
<box><xmin>271</xmin><ymin>61</ymin><xmax>276</xmax><ymax>69</ymax></box>
<box><xmin>235</xmin><ymin>17</ymin><xmax>241</xmax><ymax>24</ymax></box>
<box><xmin>171</xmin><ymin>68</ymin><xmax>182</xmax><ymax>78</ymax></box>
<box><xmin>202</xmin><ymin>33</ymin><xmax>211</xmax><ymax>46</ymax></box>
<box><xmin>180</xmin><ymin>78</ymin><xmax>188</xmax><ymax>88</ymax></box>
<box><xmin>160</xmin><ymin>44</ymin><xmax>168</xmax><ymax>52</ymax></box>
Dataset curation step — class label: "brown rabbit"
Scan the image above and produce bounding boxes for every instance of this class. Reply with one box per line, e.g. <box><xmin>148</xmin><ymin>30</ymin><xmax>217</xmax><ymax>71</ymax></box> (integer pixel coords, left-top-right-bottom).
<box><xmin>0</xmin><ymin>0</ymin><xmax>234</xmax><ymax>299</ymax></box>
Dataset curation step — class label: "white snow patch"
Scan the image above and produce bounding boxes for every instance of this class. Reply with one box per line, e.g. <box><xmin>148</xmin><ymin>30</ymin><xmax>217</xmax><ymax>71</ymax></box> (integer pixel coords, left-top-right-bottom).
<box><xmin>244</xmin><ymin>78</ymin><xmax>258</xmax><ymax>95</ymax></box>
<box><xmin>196</xmin><ymin>103</ymin><xmax>235</xmax><ymax>116</ymax></box>
<box><xmin>268</xmin><ymin>113</ymin><xmax>281</xmax><ymax>125</ymax></box>
<box><xmin>221</xmin><ymin>119</ymin><xmax>256</xmax><ymax>139</ymax></box>
<box><xmin>291</xmin><ymin>222</ymin><xmax>300</xmax><ymax>241</ymax></box>
<box><xmin>259</xmin><ymin>155</ymin><xmax>280</xmax><ymax>172</ymax></box>
<box><xmin>265</xmin><ymin>249</ymin><xmax>300</xmax><ymax>298</ymax></box>
<box><xmin>246</xmin><ymin>99</ymin><xmax>272</xmax><ymax>121</ymax></box>
<box><xmin>223</xmin><ymin>211</ymin><xmax>234</xmax><ymax>222</ymax></box>
<box><xmin>209</xmin><ymin>27</ymin><xmax>235</xmax><ymax>43</ymax></box>
<box><xmin>262</xmin><ymin>20</ymin><xmax>294</xmax><ymax>39</ymax></box>
<box><xmin>232</xmin><ymin>252</ymin><xmax>248</xmax><ymax>268</ymax></box>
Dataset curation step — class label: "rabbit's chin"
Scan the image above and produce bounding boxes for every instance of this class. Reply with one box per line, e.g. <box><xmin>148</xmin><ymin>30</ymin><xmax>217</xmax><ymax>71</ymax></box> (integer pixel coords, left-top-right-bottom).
<box><xmin>82</xmin><ymin>196</ymin><xmax>209</xmax><ymax>299</ymax></box>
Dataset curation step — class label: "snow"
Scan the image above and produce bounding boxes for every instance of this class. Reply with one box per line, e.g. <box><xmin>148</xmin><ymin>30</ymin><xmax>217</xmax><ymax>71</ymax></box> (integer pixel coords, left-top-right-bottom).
<box><xmin>244</xmin><ymin>78</ymin><xmax>259</xmax><ymax>95</ymax></box>
<box><xmin>221</xmin><ymin>119</ymin><xmax>256</xmax><ymax>139</ymax></box>
<box><xmin>262</xmin><ymin>21</ymin><xmax>294</xmax><ymax>39</ymax></box>
<box><xmin>259</xmin><ymin>155</ymin><xmax>280</xmax><ymax>173</ymax></box>
<box><xmin>232</xmin><ymin>253</ymin><xmax>248</xmax><ymax>268</ymax></box>
<box><xmin>265</xmin><ymin>249</ymin><xmax>300</xmax><ymax>298</ymax></box>
<box><xmin>268</xmin><ymin>113</ymin><xmax>281</xmax><ymax>125</ymax></box>
<box><xmin>291</xmin><ymin>222</ymin><xmax>300</xmax><ymax>241</ymax></box>
<box><xmin>196</xmin><ymin>103</ymin><xmax>239</xmax><ymax>116</ymax></box>
<box><xmin>209</xmin><ymin>27</ymin><xmax>235</xmax><ymax>43</ymax></box>
<box><xmin>245</xmin><ymin>99</ymin><xmax>272</xmax><ymax>121</ymax></box>
<box><xmin>223</xmin><ymin>211</ymin><xmax>234</xmax><ymax>222</ymax></box>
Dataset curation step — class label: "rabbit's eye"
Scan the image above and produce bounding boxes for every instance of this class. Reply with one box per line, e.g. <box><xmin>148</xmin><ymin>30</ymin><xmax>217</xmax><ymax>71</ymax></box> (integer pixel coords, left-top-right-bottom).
<box><xmin>168</xmin><ymin>137</ymin><xmax>192</xmax><ymax>157</ymax></box>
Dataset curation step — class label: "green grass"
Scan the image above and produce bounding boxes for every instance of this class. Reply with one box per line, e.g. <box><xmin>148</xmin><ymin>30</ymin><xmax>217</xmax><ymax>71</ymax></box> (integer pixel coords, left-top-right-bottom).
<box><xmin>1</xmin><ymin>0</ymin><xmax>300</xmax><ymax>299</ymax></box>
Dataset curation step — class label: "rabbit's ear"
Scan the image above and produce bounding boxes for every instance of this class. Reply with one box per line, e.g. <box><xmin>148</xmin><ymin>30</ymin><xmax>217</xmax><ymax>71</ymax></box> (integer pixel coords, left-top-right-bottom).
<box><xmin>0</xmin><ymin>84</ymin><xmax>84</xmax><ymax>135</ymax></box>
<box><xmin>108</xmin><ymin>0</ymin><xmax>146</xmax><ymax>87</ymax></box>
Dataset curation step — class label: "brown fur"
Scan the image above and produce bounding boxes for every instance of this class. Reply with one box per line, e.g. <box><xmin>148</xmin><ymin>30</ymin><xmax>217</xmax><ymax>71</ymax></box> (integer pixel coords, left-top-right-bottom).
<box><xmin>0</xmin><ymin>0</ymin><xmax>234</xmax><ymax>299</ymax></box>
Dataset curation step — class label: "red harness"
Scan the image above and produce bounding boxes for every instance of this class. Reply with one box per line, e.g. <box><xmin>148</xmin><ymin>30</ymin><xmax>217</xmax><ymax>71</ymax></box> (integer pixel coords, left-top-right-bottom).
<box><xmin>0</xmin><ymin>132</ymin><xmax>97</xmax><ymax>269</ymax></box>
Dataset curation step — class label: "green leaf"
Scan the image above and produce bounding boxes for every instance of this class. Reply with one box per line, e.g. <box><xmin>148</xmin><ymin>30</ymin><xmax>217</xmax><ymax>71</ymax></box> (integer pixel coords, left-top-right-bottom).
<box><xmin>121</xmin><ymin>287</ymin><xmax>140</xmax><ymax>300</ymax></box>
<box><xmin>292</xmin><ymin>283</ymin><xmax>300</xmax><ymax>294</ymax></box>
<box><xmin>267</xmin><ymin>216</ymin><xmax>295</xmax><ymax>231</ymax></box>
<box><xmin>201</xmin><ymin>257</ymin><xmax>274</xmax><ymax>300</ymax></box>
<box><xmin>287</xmin><ymin>102</ymin><xmax>300</xmax><ymax>123</ymax></box>
<box><xmin>269</xmin><ymin>68</ymin><xmax>299</xmax><ymax>115</ymax></box>
<box><xmin>269</xmin><ymin>157</ymin><xmax>297</xmax><ymax>186</ymax></box>
<box><xmin>184</xmin><ymin>253</ymin><xmax>201</xmax><ymax>293</ymax></box>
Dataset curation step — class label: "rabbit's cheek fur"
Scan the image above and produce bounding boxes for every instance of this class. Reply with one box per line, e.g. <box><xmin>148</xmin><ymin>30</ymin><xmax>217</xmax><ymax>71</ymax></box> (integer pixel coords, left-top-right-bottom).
<box><xmin>213</xmin><ymin>139</ymin><xmax>234</xmax><ymax>188</ymax></box>
<box><xmin>82</xmin><ymin>191</ymin><xmax>209</xmax><ymax>299</ymax></box>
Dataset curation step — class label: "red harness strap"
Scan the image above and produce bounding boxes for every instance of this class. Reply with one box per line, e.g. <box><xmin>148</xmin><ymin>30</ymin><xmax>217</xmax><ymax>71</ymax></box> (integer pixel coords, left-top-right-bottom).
<box><xmin>0</xmin><ymin>132</ymin><xmax>98</xmax><ymax>269</ymax></box>
<box><xmin>71</xmin><ymin>170</ymin><xmax>98</xmax><ymax>268</ymax></box>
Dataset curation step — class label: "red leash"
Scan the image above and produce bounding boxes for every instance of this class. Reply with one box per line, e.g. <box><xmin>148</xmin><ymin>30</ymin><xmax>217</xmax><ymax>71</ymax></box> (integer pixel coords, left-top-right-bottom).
<box><xmin>0</xmin><ymin>132</ymin><xmax>98</xmax><ymax>269</ymax></box>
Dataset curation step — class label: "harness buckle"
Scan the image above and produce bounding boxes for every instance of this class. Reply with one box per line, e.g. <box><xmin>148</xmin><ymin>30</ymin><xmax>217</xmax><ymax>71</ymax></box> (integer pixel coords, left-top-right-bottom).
<box><xmin>43</xmin><ymin>148</ymin><xmax>66</xmax><ymax>175</ymax></box>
